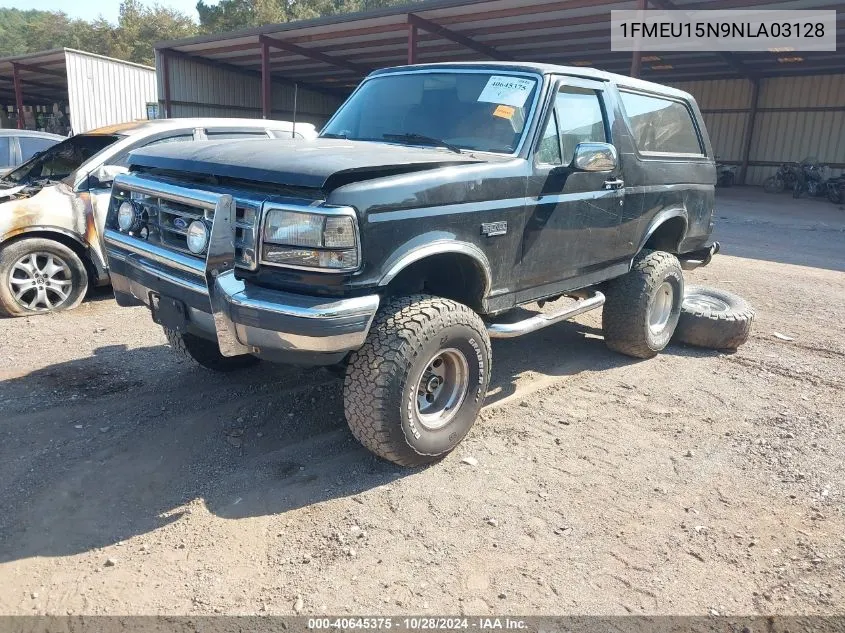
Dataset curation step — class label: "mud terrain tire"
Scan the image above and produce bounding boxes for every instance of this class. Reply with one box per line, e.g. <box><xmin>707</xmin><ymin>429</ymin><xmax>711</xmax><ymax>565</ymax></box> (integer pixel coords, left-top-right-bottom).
<box><xmin>602</xmin><ymin>250</ymin><xmax>684</xmax><ymax>359</ymax></box>
<box><xmin>344</xmin><ymin>294</ymin><xmax>492</xmax><ymax>467</ymax></box>
<box><xmin>673</xmin><ymin>285</ymin><xmax>755</xmax><ymax>351</ymax></box>
<box><xmin>164</xmin><ymin>327</ymin><xmax>259</xmax><ymax>371</ymax></box>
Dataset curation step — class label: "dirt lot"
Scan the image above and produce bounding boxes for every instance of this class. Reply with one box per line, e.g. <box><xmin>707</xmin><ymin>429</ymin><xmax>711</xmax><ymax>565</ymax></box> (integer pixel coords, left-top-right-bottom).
<box><xmin>1</xmin><ymin>188</ymin><xmax>843</xmax><ymax>616</ymax></box>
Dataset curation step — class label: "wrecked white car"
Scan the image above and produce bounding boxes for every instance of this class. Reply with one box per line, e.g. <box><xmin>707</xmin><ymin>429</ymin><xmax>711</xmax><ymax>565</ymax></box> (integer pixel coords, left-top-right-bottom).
<box><xmin>0</xmin><ymin>118</ymin><xmax>316</xmax><ymax>317</ymax></box>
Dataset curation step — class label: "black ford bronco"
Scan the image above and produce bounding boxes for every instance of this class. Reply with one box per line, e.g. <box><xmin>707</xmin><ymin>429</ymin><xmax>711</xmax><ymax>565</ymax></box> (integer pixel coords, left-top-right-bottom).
<box><xmin>104</xmin><ymin>63</ymin><xmax>719</xmax><ymax>466</ymax></box>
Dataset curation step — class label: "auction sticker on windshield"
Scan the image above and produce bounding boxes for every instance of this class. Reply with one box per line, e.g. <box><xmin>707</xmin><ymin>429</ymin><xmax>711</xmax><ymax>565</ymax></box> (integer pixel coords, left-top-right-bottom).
<box><xmin>477</xmin><ymin>76</ymin><xmax>534</xmax><ymax>107</ymax></box>
<box><xmin>493</xmin><ymin>104</ymin><xmax>516</xmax><ymax>119</ymax></box>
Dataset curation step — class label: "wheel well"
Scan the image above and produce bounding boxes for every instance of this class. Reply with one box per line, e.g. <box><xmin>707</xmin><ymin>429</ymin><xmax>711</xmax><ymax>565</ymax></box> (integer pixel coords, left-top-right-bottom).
<box><xmin>383</xmin><ymin>253</ymin><xmax>487</xmax><ymax>312</ymax></box>
<box><xmin>643</xmin><ymin>217</ymin><xmax>686</xmax><ymax>253</ymax></box>
<box><xmin>3</xmin><ymin>231</ymin><xmax>97</xmax><ymax>281</ymax></box>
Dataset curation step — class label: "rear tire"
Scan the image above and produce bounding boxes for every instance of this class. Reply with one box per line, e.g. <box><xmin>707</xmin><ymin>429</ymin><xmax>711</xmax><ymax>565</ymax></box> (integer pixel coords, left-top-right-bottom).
<box><xmin>673</xmin><ymin>285</ymin><xmax>755</xmax><ymax>351</ymax></box>
<box><xmin>343</xmin><ymin>294</ymin><xmax>491</xmax><ymax>467</ymax></box>
<box><xmin>602</xmin><ymin>250</ymin><xmax>684</xmax><ymax>359</ymax></box>
<box><xmin>163</xmin><ymin>327</ymin><xmax>260</xmax><ymax>372</ymax></box>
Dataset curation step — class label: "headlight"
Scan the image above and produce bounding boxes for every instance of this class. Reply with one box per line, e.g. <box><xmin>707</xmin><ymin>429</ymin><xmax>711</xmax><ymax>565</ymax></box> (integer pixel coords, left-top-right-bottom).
<box><xmin>265</xmin><ymin>211</ymin><xmax>324</xmax><ymax>247</ymax></box>
<box><xmin>186</xmin><ymin>220</ymin><xmax>209</xmax><ymax>255</ymax></box>
<box><xmin>262</xmin><ymin>208</ymin><xmax>359</xmax><ymax>272</ymax></box>
<box><xmin>117</xmin><ymin>201</ymin><xmax>139</xmax><ymax>232</ymax></box>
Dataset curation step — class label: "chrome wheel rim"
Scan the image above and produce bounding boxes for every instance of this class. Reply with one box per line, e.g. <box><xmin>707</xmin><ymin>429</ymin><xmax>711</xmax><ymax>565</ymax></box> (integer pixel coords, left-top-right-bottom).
<box><xmin>415</xmin><ymin>348</ymin><xmax>470</xmax><ymax>431</ymax></box>
<box><xmin>649</xmin><ymin>281</ymin><xmax>674</xmax><ymax>334</ymax></box>
<box><xmin>686</xmin><ymin>294</ymin><xmax>729</xmax><ymax>314</ymax></box>
<box><xmin>8</xmin><ymin>252</ymin><xmax>73</xmax><ymax>312</ymax></box>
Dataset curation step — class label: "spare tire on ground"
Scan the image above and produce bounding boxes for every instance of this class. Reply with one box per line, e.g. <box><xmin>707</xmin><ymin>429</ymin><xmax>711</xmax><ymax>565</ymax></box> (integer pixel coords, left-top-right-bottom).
<box><xmin>673</xmin><ymin>285</ymin><xmax>755</xmax><ymax>351</ymax></box>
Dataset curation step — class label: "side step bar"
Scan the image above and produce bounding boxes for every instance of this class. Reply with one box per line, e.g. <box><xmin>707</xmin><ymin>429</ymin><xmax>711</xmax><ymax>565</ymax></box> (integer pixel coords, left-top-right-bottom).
<box><xmin>486</xmin><ymin>290</ymin><xmax>605</xmax><ymax>339</ymax></box>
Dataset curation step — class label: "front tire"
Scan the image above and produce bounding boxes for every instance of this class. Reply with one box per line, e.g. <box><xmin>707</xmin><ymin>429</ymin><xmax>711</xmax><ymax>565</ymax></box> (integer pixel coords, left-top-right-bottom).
<box><xmin>0</xmin><ymin>237</ymin><xmax>89</xmax><ymax>317</ymax></box>
<box><xmin>343</xmin><ymin>295</ymin><xmax>492</xmax><ymax>467</ymax></box>
<box><xmin>602</xmin><ymin>250</ymin><xmax>684</xmax><ymax>359</ymax></box>
<box><xmin>163</xmin><ymin>327</ymin><xmax>260</xmax><ymax>372</ymax></box>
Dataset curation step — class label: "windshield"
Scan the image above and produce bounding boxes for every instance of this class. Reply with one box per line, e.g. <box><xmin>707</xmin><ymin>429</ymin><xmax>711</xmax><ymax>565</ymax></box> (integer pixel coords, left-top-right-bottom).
<box><xmin>2</xmin><ymin>134</ymin><xmax>122</xmax><ymax>185</ymax></box>
<box><xmin>322</xmin><ymin>71</ymin><xmax>540</xmax><ymax>154</ymax></box>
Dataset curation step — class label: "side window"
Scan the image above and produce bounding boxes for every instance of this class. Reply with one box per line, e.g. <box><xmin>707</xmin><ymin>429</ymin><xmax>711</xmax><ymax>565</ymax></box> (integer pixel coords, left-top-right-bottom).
<box><xmin>619</xmin><ymin>91</ymin><xmax>703</xmax><ymax>155</ymax></box>
<box><xmin>0</xmin><ymin>137</ymin><xmax>10</xmax><ymax>168</ymax></box>
<box><xmin>110</xmin><ymin>133</ymin><xmax>195</xmax><ymax>168</ymax></box>
<box><xmin>537</xmin><ymin>112</ymin><xmax>562</xmax><ymax>165</ymax></box>
<box><xmin>144</xmin><ymin>134</ymin><xmax>195</xmax><ymax>147</ymax></box>
<box><xmin>205</xmin><ymin>130</ymin><xmax>269</xmax><ymax>140</ymax></box>
<box><xmin>19</xmin><ymin>137</ymin><xmax>57</xmax><ymax>162</ymax></box>
<box><xmin>555</xmin><ymin>87</ymin><xmax>607</xmax><ymax>164</ymax></box>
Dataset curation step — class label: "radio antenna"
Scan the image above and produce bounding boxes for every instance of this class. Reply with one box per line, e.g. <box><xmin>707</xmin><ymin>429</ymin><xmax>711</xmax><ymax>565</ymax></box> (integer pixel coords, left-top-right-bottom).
<box><xmin>292</xmin><ymin>82</ymin><xmax>298</xmax><ymax>139</ymax></box>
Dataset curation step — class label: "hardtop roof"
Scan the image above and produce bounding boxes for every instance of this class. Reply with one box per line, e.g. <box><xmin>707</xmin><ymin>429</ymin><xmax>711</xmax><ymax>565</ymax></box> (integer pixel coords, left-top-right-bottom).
<box><xmin>369</xmin><ymin>61</ymin><xmax>696</xmax><ymax>101</ymax></box>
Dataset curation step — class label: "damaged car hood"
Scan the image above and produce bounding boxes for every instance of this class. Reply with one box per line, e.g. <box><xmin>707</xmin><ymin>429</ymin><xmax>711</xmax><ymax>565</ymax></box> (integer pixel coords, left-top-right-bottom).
<box><xmin>0</xmin><ymin>185</ymin><xmax>25</xmax><ymax>200</ymax></box>
<box><xmin>128</xmin><ymin>138</ymin><xmax>484</xmax><ymax>190</ymax></box>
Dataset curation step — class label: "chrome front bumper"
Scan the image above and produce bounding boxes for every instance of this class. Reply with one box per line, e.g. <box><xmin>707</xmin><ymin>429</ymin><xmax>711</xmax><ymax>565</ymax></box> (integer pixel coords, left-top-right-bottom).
<box><xmin>104</xmin><ymin>177</ymin><xmax>379</xmax><ymax>363</ymax></box>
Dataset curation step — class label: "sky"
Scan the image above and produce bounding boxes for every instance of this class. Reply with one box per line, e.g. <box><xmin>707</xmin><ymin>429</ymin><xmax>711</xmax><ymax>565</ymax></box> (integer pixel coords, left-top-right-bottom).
<box><xmin>6</xmin><ymin>0</ymin><xmax>208</xmax><ymax>23</ymax></box>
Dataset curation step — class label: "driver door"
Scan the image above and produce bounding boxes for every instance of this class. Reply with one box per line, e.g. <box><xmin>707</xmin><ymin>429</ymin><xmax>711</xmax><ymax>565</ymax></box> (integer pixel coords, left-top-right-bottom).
<box><xmin>518</xmin><ymin>78</ymin><xmax>625</xmax><ymax>297</ymax></box>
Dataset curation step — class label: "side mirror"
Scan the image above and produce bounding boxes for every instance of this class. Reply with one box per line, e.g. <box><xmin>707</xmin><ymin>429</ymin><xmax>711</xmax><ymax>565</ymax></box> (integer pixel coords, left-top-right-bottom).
<box><xmin>90</xmin><ymin>164</ymin><xmax>128</xmax><ymax>189</ymax></box>
<box><xmin>572</xmin><ymin>142</ymin><xmax>618</xmax><ymax>172</ymax></box>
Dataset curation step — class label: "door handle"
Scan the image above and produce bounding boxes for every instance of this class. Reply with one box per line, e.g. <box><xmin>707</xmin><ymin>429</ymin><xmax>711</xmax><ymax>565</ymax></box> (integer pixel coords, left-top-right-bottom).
<box><xmin>603</xmin><ymin>178</ymin><xmax>624</xmax><ymax>190</ymax></box>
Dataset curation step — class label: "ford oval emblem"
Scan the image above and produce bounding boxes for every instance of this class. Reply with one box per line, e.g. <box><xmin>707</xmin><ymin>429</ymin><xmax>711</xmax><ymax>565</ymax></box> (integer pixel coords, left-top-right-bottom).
<box><xmin>173</xmin><ymin>217</ymin><xmax>189</xmax><ymax>230</ymax></box>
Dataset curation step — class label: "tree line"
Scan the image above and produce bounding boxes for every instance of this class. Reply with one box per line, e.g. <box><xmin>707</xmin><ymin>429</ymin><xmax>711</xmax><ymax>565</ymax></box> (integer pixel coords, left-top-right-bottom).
<box><xmin>0</xmin><ymin>0</ymin><xmax>417</xmax><ymax>67</ymax></box>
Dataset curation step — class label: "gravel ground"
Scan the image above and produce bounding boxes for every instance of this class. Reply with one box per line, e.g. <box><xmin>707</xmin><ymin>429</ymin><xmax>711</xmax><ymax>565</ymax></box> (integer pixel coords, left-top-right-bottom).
<box><xmin>0</xmin><ymin>188</ymin><xmax>843</xmax><ymax>616</ymax></box>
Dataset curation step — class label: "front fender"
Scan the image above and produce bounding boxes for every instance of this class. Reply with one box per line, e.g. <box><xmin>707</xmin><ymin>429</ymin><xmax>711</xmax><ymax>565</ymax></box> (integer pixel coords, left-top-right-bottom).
<box><xmin>0</xmin><ymin>185</ymin><xmax>108</xmax><ymax>282</ymax></box>
<box><xmin>378</xmin><ymin>232</ymin><xmax>492</xmax><ymax>297</ymax></box>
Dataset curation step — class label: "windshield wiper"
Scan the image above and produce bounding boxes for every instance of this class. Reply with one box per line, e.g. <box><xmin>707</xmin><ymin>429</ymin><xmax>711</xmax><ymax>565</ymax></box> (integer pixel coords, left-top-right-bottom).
<box><xmin>383</xmin><ymin>133</ymin><xmax>462</xmax><ymax>154</ymax></box>
<box><xmin>321</xmin><ymin>132</ymin><xmax>348</xmax><ymax>139</ymax></box>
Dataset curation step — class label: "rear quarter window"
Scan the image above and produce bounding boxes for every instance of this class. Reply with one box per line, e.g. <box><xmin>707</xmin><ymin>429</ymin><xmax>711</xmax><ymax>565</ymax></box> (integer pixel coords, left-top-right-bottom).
<box><xmin>618</xmin><ymin>90</ymin><xmax>703</xmax><ymax>156</ymax></box>
<box><xmin>0</xmin><ymin>137</ymin><xmax>10</xmax><ymax>168</ymax></box>
<box><xmin>205</xmin><ymin>131</ymin><xmax>269</xmax><ymax>140</ymax></box>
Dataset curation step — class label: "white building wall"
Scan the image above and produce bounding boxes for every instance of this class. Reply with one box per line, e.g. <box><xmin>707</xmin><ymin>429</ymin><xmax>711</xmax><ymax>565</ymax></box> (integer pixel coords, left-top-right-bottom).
<box><xmin>64</xmin><ymin>50</ymin><xmax>157</xmax><ymax>133</ymax></box>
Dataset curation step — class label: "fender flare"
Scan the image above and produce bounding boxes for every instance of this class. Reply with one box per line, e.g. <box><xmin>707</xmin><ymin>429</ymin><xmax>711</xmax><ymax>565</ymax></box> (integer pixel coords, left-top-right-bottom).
<box><xmin>378</xmin><ymin>237</ymin><xmax>492</xmax><ymax>298</ymax></box>
<box><xmin>635</xmin><ymin>207</ymin><xmax>688</xmax><ymax>255</ymax></box>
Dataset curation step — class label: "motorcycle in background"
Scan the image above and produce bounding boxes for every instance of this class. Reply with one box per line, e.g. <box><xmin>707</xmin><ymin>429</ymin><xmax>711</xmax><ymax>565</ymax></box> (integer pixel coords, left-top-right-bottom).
<box><xmin>716</xmin><ymin>162</ymin><xmax>738</xmax><ymax>187</ymax></box>
<box><xmin>826</xmin><ymin>175</ymin><xmax>845</xmax><ymax>205</ymax></box>
<box><xmin>763</xmin><ymin>157</ymin><xmax>826</xmax><ymax>198</ymax></box>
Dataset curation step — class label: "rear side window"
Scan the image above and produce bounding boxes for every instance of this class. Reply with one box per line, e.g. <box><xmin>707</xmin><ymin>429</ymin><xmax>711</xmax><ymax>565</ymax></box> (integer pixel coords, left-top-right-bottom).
<box><xmin>111</xmin><ymin>133</ymin><xmax>194</xmax><ymax>167</ymax></box>
<box><xmin>20</xmin><ymin>136</ymin><xmax>58</xmax><ymax>162</ymax></box>
<box><xmin>0</xmin><ymin>137</ymin><xmax>10</xmax><ymax>168</ymax></box>
<box><xmin>619</xmin><ymin>91</ymin><xmax>703</xmax><ymax>155</ymax></box>
<box><xmin>205</xmin><ymin>130</ymin><xmax>269</xmax><ymax>140</ymax></box>
<box><xmin>144</xmin><ymin>134</ymin><xmax>194</xmax><ymax>147</ymax></box>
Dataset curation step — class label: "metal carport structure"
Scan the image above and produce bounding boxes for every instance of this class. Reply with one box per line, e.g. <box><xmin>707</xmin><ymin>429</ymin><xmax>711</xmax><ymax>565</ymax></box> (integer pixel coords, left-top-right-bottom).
<box><xmin>156</xmin><ymin>0</ymin><xmax>845</xmax><ymax>184</ymax></box>
<box><xmin>0</xmin><ymin>48</ymin><xmax>156</xmax><ymax>134</ymax></box>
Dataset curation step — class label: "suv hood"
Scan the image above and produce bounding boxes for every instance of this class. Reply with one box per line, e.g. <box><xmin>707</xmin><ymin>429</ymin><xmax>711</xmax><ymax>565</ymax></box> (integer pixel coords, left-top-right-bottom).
<box><xmin>129</xmin><ymin>138</ymin><xmax>484</xmax><ymax>191</ymax></box>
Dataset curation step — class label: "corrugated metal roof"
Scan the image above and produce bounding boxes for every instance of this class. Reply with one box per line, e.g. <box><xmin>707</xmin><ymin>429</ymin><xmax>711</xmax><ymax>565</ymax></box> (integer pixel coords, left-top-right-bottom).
<box><xmin>155</xmin><ymin>0</ymin><xmax>845</xmax><ymax>94</ymax></box>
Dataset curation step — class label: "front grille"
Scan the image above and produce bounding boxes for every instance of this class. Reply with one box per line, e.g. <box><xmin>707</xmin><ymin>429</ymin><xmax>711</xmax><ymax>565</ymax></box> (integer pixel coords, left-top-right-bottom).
<box><xmin>111</xmin><ymin>180</ymin><xmax>263</xmax><ymax>271</ymax></box>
